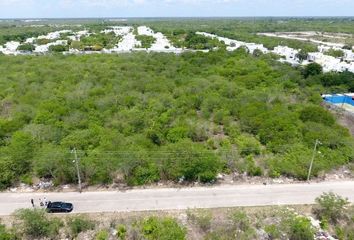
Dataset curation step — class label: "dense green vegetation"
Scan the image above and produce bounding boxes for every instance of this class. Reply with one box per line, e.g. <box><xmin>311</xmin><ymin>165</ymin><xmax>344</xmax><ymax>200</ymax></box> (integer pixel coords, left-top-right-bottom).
<box><xmin>1</xmin><ymin>18</ymin><xmax>354</xmax><ymax>189</ymax></box>
<box><xmin>168</xmin><ymin>31</ymin><xmax>225</xmax><ymax>50</ymax></box>
<box><xmin>0</xmin><ymin>46</ymin><xmax>353</xmax><ymax>189</ymax></box>
<box><xmin>325</xmin><ymin>49</ymin><xmax>345</xmax><ymax>58</ymax></box>
<box><xmin>2</xmin><ymin>18</ymin><xmax>354</xmax><ymax>53</ymax></box>
<box><xmin>80</xmin><ymin>32</ymin><xmax>121</xmax><ymax>50</ymax></box>
<box><xmin>136</xmin><ymin>35</ymin><xmax>156</xmax><ymax>49</ymax></box>
<box><xmin>0</xmin><ymin>26</ymin><xmax>57</xmax><ymax>45</ymax></box>
<box><xmin>17</xmin><ymin>43</ymin><xmax>35</xmax><ymax>52</ymax></box>
<box><xmin>145</xmin><ymin>18</ymin><xmax>354</xmax><ymax>50</ymax></box>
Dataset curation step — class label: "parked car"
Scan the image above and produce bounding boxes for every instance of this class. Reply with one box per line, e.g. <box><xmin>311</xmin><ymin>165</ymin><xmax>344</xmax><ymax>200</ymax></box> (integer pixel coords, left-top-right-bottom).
<box><xmin>46</xmin><ymin>201</ymin><xmax>73</xmax><ymax>213</ymax></box>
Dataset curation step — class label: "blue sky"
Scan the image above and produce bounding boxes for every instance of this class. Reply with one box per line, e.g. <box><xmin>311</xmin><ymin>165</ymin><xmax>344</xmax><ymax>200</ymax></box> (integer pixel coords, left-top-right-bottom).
<box><xmin>0</xmin><ymin>0</ymin><xmax>353</xmax><ymax>18</ymax></box>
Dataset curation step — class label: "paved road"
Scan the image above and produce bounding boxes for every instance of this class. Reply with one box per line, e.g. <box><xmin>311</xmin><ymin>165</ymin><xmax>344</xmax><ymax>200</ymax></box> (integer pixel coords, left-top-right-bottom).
<box><xmin>0</xmin><ymin>181</ymin><xmax>353</xmax><ymax>216</ymax></box>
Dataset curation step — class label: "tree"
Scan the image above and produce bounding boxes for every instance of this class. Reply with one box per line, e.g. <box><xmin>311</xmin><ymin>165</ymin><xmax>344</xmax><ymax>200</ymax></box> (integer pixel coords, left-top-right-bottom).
<box><xmin>7</xmin><ymin>131</ymin><xmax>34</xmax><ymax>176</ymax></box>
<box><xmin>136</xmin><ymin>35</ymin><xmax>156</xmax><ymax>49</ymax></box>
<box><xmin>17</xmin><ymin>44</ymin><xmax>35</xmax><ymax>52</ymax></box>
<box><xmin>303</xmin><ymin>63</ymin><xmax>323</xmax><ymax>78</ymax></box>
<box><xmin>0</xmin><ymin>157</ymin><xmax>15</xmax><ymax>190</ymax></box>
<box><xmin>162</xmin><ymin>140</ymin><xmax>222</xmax><ymax>183</ymax></box>
<box><xmin>252</xmin><ymin>49</ymin><xmax>263</xmax><ymax>57</ymax></box>
<box><xmin>296</xmin><ymin>50</ymin><xmax>308</xmax><ymax>61</ymax></box>
<box><xmin>314</xmin><ymin>192</ymin><xmax>349</xmax><ymax>223</ymax></box>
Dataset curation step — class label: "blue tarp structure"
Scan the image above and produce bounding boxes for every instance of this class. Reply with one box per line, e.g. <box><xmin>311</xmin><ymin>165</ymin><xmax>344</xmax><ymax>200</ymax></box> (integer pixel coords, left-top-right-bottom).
<box><xmin>323</xmin><ymin>94</ymin><xmax>354</xmax><ymax>106</ymax></box>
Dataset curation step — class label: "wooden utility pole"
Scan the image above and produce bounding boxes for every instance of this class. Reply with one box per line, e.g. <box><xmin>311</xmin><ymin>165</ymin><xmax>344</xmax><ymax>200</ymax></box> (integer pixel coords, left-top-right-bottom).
<box><xmin>307</xmin><ymin>139</ymin><xmax>321</xmax><ymax>182</ymax></box>
<box><xmin>72</xmin><ymin>148</ymin><xmax>82</xmax><ymax>193</ymax></box>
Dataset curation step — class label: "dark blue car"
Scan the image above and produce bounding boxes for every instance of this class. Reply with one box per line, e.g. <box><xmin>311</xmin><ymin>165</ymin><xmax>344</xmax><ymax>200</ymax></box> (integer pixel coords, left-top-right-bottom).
<box><xmin>46</xmin><ymin>201</ymin><xmax>73</xmax><ymax>213</ymax></box>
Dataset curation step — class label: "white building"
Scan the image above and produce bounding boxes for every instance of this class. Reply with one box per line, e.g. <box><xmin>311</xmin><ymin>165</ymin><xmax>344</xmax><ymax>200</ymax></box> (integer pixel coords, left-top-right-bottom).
<box><xmin>101</xmin><ymin>26</ymin><xmax>131</xmax><ymax>36</ymax></box>
<box><xmin>25</xmin><ymin>37</ymin><xmax>36</xmax><ymax>44</ymax></box>
<box><xmin>135</xmin><ymin>26</ymin><xmax>179</xmax><ymax>52</ymax></box>
<box><xmin>273</xmin><ymin>46</ymin><xmax>299</xmax><ymax>59</ymax></box>
<box><xmin>37</xmin><ymin>30</ymin><xmax>71</xmax><ymax>40</ymax></box>
<box><xmin>348</xmin><ymin>62</ymin><xmax>354</xmax><ymax>72</ymax></box>
<box><xmin>113</xmin><ymin>32</ymin><xmax>141</xmax><ymax>52</ymax></box>
<box><xmin>318</xmin><ymin>45</ymin><xmax>331</xmax><ymax>53</ymax></box>
<box><xmin>307</xmin><ymin>52</ymin><xmax>345</xmax><ymax>72</ymax></box>
<box><xmin>137</xmin><ymin>26</ymin><xmax>154</xmax><ymax>36</ymax></box>
<box><xmin>343</xmin><ymin>49</ymin><xmax>354</xmax><ymax>62</ymax></box>
<box><xmin>1</xmin><ymin>41</ymin><xmax>21</xmax><ymax>55</ymax></box>
<box><xmin>244</xmin><ymin>43</ymin><xmax>269</xmax><ymax>54</ymax></box>
<box><xmin>196</xmin><ymin>32</ymin><xmax>268</xmax><ymax>54</ymax></box>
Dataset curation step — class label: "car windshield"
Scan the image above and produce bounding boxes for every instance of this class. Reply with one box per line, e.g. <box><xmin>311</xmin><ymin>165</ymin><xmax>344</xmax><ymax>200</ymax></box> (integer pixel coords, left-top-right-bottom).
<box><xmin>49</xmin><ymin>202</ymin><xmax>62</xmax><ymax>208</ymax></box>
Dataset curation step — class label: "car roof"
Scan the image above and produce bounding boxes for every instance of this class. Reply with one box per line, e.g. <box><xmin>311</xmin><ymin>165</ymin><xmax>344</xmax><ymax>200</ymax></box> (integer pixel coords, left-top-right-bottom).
<box><xmin>48</xmin><ymin>201</ymin><xmax>63</xmax><ymax>207</ymax></box>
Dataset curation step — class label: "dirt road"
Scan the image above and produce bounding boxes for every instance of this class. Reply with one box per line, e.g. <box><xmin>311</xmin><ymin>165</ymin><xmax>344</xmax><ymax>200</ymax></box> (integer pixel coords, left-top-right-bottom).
<box><xmin>0</xmin><ymin>181</ymin><xmax>353</xmax><ymax>216</ymax></box>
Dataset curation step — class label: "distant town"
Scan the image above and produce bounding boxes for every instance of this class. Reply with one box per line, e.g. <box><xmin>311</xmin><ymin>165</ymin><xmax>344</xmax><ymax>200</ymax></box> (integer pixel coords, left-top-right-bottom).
<box><xmin>1</xmin><ymin>25</ymin><xmax>354</xmax><ymax>74</ymax></box>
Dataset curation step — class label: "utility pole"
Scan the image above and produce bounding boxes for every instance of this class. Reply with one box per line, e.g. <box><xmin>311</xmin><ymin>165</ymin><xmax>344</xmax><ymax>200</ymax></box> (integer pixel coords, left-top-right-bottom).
<box><xmin>71</xmin><ymin>148</ymin><xmax>82</xmax><ymax>193</ymax></box>
<box><xmin>307</xmin><ymin>139</ymin><xmax>321</xmax><ymax>182</ymax></box>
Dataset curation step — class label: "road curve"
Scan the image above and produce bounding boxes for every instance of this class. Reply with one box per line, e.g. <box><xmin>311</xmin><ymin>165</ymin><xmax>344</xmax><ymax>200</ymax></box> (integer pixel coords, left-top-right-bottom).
<box><xmin>0</xmin><ymin>181</ymin><xmax>353</xmax><ymax>216</ymax></box>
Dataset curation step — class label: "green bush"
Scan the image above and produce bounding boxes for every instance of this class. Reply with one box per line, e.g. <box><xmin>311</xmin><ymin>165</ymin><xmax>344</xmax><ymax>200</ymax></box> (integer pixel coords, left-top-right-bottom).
<box><xmin>267</xmin><ymin>144</ymin><xmax>313</xmax><ymax>179</ymax></box>
<box><xmin>314</xmin><ymin>192</ymin><xmax>349</xmax><ymax>223</ymax></box>
<box><xmin>126</xmin><ymin>162</ymin><xmax>160</xmax><ymax>186</ymax></box>
<box><xmin>49</xmin><ymin>44</ymin><xmax>68</xmax><ymax>52</ymax></box>
<box><xmin>166</xmin><ymin>126</ymin><xmax>189</xmax><ymax>143</ymax></box>
<box><xmin>17</xmin><ymin>43</ymin><xmax>35</xmax><ymax>52</ymax></box>
<box><xmin>324</xmin><ymin>49</ymin><xmax>344</xmax><ymax>58</ymax></box>
<box><xmin>236</xmin><ymin>134</ymin><xmax>261</xmax><ymax>156</ymax></box>
<box><xmin>288</xmin><ymin>217</ymin><xmax>314</xmax><ymax>240</ymax></box>
<box><xmin>116</xmin><ymin>224</ymin><xmax>127</xmax><ymax>239</ymax></box>
<box><xmin>141</xmin><ymin>216</ymin><xmax>186</xmax><ymax>240</ymax></box>
<box><xmin>162</xmin><ymin>141</ymin><xmax>223</xmax><ymax>183</ymax></box>
<box><xmin>71</xmin><ymin>40</ymin><xmax>84</xmax><ymax>50</ymax></box>
<box><xmin>0</xmin><ymin>158</ymin><xmax>14</xmax><ymax>190</ymax></box>
<box><xmin>245</xmin><ymin>156</ymin><xmax>263</xmax><ymax>176</ymax></box>
<box><xmin>136</xmin><ymin>35</ymin><xmax>156</xmax><ymax>49</ymax></box>
<box><xmin>14</xmin><ymin>208</ymin><xmax>63</xmax><ymax>239</ymax></box>
<box><xmin>303</xmin><ymin>63</ymin><xmax>323</xmax><ymax>78</ymax></box>
<box><xmin>95</xmin><ymin>229</ymin><xmax>109</xmax><ymax>240</ymax></box>
<box><xmin>300</xmin><ymin>105</ymin><xmax>335</xmax><ymax>126</ymax></box>
<box><xmin>265</xmin><ymin>224</ymin><xmax>281</xmax><ymax>239</ymax></box>
<box><xmin>68</xmin><ymin>216</ymin><xmax>95</xmax><ymax>237</ymax></box>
